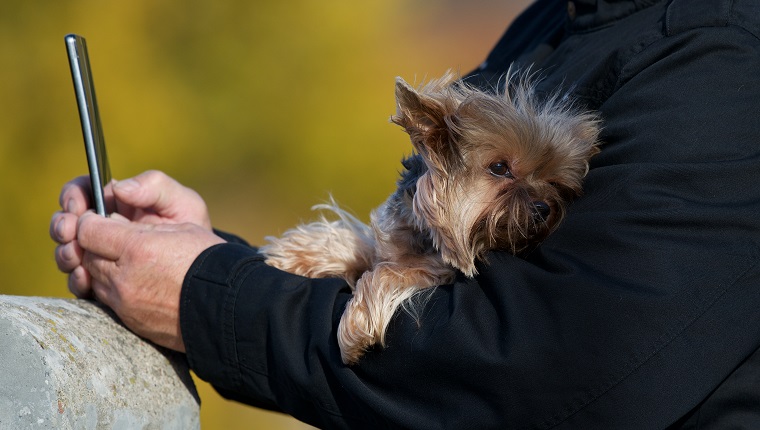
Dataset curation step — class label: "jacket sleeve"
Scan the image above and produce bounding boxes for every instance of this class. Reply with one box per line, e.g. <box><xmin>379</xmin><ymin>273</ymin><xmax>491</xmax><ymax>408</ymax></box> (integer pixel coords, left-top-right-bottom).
<box><xmin>180</xmin><ymin>11</ymin><xmax>760</xmax><ymax>430</ymax></box>
<box><xmin>211</xmin><ymin>229</ymin><xmax>250</xmax><ymax>246</ymax></box>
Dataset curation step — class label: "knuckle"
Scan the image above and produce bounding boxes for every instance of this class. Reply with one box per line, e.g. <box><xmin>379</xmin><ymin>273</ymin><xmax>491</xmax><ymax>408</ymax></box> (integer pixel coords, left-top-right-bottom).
<box><xmin>143</xmin><ymin>169</ymin><xmax>167</xmax><ymax>185</ymax></box>
<box><xmin>76</xmin><ymin>212</ymin><xmax>99</xmax><ymax>241</ymax></box>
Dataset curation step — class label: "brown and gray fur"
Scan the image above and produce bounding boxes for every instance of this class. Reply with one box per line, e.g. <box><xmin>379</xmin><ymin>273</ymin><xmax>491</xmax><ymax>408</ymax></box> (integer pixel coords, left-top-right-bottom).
<box><xmin>260</xmin><ymin>71</ymin><xmax>600</xmax><ymax>364</ymax></box>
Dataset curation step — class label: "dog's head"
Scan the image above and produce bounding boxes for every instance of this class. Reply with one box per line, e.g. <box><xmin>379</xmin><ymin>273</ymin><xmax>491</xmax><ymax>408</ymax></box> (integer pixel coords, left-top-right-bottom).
<box><xmin>391</xmin><ymin>72</ymin><xmax>600</xmax><ymax>276</ymax></box>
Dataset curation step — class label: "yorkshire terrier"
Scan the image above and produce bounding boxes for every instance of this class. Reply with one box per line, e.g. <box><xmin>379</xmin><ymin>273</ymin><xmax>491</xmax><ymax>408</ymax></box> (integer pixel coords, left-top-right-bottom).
<box><xmin>260</xmin><ymin>71</ymin><xmax>600</xmax><ymax>364</ymax></box>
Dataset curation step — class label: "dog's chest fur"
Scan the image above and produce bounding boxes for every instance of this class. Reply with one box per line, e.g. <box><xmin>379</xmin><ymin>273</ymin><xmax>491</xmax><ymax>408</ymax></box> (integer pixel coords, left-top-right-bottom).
<box><xmin>370</xmin><ymin>154</ymin><xmax>454</xmax><ymax>281</ymax></box>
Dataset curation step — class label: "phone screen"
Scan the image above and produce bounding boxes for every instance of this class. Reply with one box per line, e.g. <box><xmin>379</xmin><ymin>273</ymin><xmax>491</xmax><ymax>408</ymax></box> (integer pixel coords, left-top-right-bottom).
<box><xmin>65</xmin><ymin>34</ymin><xmax>114</xmax><ymax>216</ymax></box>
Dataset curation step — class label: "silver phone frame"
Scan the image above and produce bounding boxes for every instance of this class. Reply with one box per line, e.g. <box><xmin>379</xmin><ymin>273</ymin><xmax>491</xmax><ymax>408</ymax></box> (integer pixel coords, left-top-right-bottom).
<box><xmin>65</xmin><ymin>34</ymin><xmax>113</xmax><ymax>216</ymax></box>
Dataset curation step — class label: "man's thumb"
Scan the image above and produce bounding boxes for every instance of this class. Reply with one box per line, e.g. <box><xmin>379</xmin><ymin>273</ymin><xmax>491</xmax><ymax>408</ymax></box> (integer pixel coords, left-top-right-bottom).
<box><xmin>113</xmin><ymin>178</ymin><xmax>155</xmax><ymax>208</ymax></box>
<box><xmin>112</xmin><ymin>171</ymin><xmax>177</xmax><ymax>213</ymax></box>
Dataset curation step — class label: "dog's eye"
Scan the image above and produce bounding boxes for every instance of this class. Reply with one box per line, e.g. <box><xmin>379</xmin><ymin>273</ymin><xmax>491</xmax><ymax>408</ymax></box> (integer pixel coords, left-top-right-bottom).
<box><xmin>488</xmin><ymin>161</ymin><xmax>513</xmax><ymax>178</ymax></box>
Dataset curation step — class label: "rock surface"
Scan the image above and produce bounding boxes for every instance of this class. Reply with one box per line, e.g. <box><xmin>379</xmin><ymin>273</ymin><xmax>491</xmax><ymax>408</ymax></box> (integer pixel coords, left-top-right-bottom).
<box><xmin>0</xmin><ymin>295</ymin><xmax>199</xmax><ymax>429</ymax></box>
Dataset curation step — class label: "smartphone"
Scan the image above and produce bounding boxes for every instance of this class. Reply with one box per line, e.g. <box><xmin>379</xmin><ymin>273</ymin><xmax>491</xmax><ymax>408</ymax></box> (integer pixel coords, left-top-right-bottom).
<box><xmin>65</xmin><ymin>34</ymin><xmax>114</xmax><ymax>216</ymax></box>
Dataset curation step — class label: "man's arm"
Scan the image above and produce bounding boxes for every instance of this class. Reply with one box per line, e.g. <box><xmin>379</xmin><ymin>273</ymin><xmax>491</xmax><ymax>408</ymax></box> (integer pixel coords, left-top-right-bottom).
<box><xmin>180</xmin><ymin>22</ymin><xmax>760</xmax><ymax>430</ymax></box>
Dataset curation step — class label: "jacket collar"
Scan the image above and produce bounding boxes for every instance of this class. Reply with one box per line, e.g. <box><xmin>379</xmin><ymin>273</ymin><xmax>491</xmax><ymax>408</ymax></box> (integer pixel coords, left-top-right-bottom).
<box><xmin>569</xmin><ymin>0</ymin><xmax>662</xmax><ymax>30</ymax></box>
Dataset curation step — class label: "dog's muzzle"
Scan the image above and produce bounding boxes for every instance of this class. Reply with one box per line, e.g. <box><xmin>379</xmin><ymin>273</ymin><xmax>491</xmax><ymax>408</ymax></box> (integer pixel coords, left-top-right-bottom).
<box><xmin>532</xmin><ymin>201</ymin><xmax>551</xmax><ymax>222</ymax></box>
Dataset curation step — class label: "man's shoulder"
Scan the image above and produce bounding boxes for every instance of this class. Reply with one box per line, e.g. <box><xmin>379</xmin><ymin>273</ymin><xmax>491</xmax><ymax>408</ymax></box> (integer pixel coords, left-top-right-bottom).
<box><xmin>665</xmin><ymin>0</ymin><xmax>760</xmax><ymax>39</ymax></box>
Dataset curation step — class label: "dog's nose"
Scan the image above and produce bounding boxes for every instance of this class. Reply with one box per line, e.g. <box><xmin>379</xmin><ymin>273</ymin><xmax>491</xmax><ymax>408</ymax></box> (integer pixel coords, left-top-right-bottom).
<box><xmin>532</xmin><ymin>201</ymin><xmax>551</xmax><ymax>221</ymax></box>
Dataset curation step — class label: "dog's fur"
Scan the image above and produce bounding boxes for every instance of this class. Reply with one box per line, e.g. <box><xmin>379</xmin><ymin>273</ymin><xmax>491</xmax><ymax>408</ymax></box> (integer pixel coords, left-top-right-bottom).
<box><xmin>260</xmin><ymin>71</ymin><xmax>600</xmax><ymax>364</ymax></box>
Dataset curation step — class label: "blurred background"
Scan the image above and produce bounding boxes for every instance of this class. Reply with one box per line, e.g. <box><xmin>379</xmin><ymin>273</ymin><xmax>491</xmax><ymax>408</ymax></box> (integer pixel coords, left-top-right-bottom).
<box><xmin>1</xmin><ymin>0</ymin><xmax>530</xmax><ymax>428</ymax></box>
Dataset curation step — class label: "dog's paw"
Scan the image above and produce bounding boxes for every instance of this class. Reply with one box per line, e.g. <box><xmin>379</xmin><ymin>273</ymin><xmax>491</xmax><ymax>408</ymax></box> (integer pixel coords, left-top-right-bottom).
<box><xmin>260</xmin><ymin>214</ymin><xmax>376</xmax><ymax>283</ymax></box>
<box><xmin>337</xmin><ymin>295</ymin><xmax>375</xmax><ymax>365</ymax></box>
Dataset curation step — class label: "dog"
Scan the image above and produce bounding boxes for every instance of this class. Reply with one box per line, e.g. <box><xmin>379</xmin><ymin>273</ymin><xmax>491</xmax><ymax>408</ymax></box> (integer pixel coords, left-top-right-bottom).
<box><xmin>260</xmin><ymin>71</ymin><xmax>600</xmax><ymax>364</ymax></box>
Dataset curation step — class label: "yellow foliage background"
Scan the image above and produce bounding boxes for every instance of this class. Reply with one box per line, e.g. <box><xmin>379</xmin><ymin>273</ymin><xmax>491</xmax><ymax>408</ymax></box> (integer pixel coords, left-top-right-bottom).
<box><xmin>1</xmin><ymin>0</ymin><xmax>528</xmax><ymax>428</ymax></box>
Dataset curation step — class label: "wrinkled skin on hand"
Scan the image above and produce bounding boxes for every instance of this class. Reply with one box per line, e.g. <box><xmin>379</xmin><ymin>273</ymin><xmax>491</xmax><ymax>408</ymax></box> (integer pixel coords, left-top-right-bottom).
<box><xmin>50</xmin><ymin>170</ymin><xmax>225</xmax><ymax>351</ymax></box>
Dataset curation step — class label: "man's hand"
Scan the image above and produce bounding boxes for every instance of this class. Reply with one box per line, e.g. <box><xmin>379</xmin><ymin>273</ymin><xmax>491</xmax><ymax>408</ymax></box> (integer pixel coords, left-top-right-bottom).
<box><xmin>51</xmin><ymin>170</ymin><xmax>215</xmax><ymax>292</ymax></box>
<box><xmin>76</xmin><ymin>212</ymin><xmax>225</xmax><ymax>351</ymax></box>
<box><xmin>54</xmin><ymin>170</ymin><xmax>213</xmax><ymax>227</ymax></box>
<box><xmin>50</xmin><ymin>170</ymin><xmax>226</xmax><ymax>351</ymax></box>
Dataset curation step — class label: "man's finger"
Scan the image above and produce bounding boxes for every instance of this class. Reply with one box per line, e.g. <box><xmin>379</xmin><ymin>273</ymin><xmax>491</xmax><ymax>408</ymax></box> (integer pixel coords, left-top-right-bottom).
<box><xmin>80</xmin><ymin>251</ymin><xmax>120</xmax><ymax>308</ymax></box>
<box><xmin>55</xmin><ymin>241</ymin><xmax>84</xmax><ymax>273</ymax></box>
<box><xmin>50</xmin><ymin>211</ymin><xmax>80</xmax><ymax>244</ymax></box>
<box><xmin>77</xmin><ymin>211</ymin><xmax>142</xmax><ymax>260</ymax></box>
<box><xmin>59</xmin><ymin>175</ymin><xmax>92</xmax><ymax>215</ymax></box>
<box><xmin>67</xmin><ymin>266</ymin><xmax>93</xmax><ymax>299</ymax></box>
<box><xmin>113</xmin><ymin>170</ymin><xmax>193</xmax><ymax>216</ymax></box>
<box><xmin>49</xmin><ymin>211</ymin><xmax>66</xmax><ymax>243</ymax></box>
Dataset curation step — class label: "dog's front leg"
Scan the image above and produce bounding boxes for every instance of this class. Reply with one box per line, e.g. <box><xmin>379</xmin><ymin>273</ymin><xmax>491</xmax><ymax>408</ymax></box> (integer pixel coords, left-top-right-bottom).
<box><xmin>260</xmin><ymin>211</ymin><xmax>376</xmax><ymax>285</ymax></box>
<box><xmin>337</xmin><ymin>261</ymin><xmax>454</xmax><ymax>364</ymax></box>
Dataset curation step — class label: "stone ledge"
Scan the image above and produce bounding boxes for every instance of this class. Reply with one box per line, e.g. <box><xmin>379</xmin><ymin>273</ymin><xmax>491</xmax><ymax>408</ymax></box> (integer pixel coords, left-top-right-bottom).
<box><xmin>0</xmin><ymin>295</ymin><xmax>199</xmax><ymax>429</ymax></box>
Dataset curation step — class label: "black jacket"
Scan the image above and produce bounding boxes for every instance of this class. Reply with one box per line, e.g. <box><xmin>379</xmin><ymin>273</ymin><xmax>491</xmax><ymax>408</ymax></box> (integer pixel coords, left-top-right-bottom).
<box><xmin>180</xmin><ymin>0</ymin><xmax>760</xmax><ymax>428</ymax></box>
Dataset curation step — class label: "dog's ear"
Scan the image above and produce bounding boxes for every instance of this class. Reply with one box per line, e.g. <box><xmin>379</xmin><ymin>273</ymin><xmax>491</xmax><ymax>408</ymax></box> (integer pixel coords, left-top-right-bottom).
<box><xmin>392</xmin><ymin>78</ymin><xmax>447</xmax><ymax>137</ymax></box>
<box><xmin>392</xmin><ymin>76</ymin><xmax>459</xmax><ymax>168</ymax></box>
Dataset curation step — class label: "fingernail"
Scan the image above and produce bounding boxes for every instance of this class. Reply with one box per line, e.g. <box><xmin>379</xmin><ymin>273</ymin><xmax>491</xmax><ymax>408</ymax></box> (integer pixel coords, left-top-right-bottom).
<box><xmin>62</xmin><ymin>243</ymin><xmax>75</xmax><ymax>261</ymax></box>
<box><xmin>115</xmin><ymin>178</ymin><xmax>139</xmax><ymax>194</ymax></box>
<box><xmin>66</xmin><ymin>198</ymin><xmax>77</xmax><ymax>214</ymax></box>
<box><xmin>68</xmin><ymin>270</ymin><xmax>83</xmax><ymax>297</ymax></box>
<box><xmin>55</xmin><ymin>217</ymin><xmax>65</xmax><ymax>239</ymax></box>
